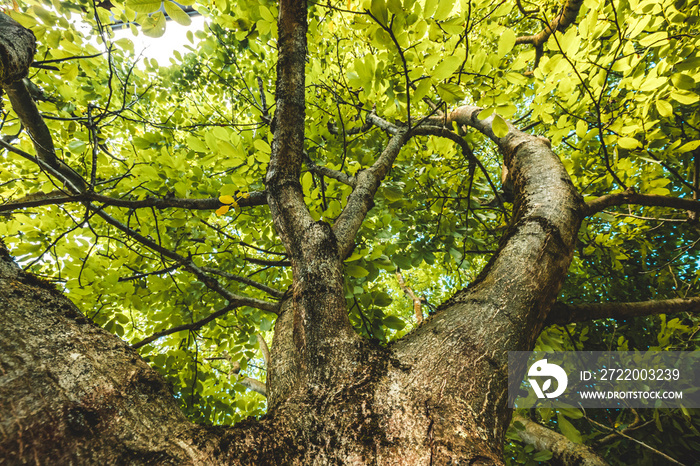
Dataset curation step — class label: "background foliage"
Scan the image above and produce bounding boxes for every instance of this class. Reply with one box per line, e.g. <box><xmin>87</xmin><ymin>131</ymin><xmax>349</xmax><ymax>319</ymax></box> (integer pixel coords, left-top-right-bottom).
<box><xmin>1</xmin><ymin>0</ymin><xmax>699</xmax><ymax>463</ymax></box>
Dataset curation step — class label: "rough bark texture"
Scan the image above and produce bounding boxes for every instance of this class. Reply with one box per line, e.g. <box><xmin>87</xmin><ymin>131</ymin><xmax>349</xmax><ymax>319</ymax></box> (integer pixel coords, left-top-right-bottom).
<box><xmin>0</xmin><ymin>242</ymin><xmax>271</xmax><ymax>464</ymax></box>
<box><xmin>0</xmin><ymin>14</ymin><xmax>35</xmax><ymax>86</ymax></box>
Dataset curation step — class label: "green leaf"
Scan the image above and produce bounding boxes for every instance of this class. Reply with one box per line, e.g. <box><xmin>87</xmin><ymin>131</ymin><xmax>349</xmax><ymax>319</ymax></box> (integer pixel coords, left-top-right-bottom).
<box><xmin>346</xmin><ymin>264</ymin><xmax>369</xmax><ymax>278</ymax></box>
<box><xmin>655</xmin><ymin>99</ymin><xmax>673</xmax><ymax>117</ymax></box>
<box><xmin>370</xmin><ymin>0</ymin><xmax>389</xmax><ymax>25</ymax></box>
<box><xmin>492</xmin><ymin>115</ymin><xmax>509</xmax><ymax>138</ymax></box>
<box><xmin>433</xmin><ymin>0</ymin><xmax>455</xmax><ymax>21</ymax></box>
<box><xmin>533</xmin><ymin>450</ymin><xmax>553</xmax><ymax>461</ymax></box>
<box><xmin>557</xmin><ymin>413</ymin><xmax>582</xmax><ymax>443</ymax></box>
<box><xmin>383</xmin><ymin>315</ymin><xmax>406</xmax><ymax>330</ymax></box>
<box><xmin>384</xmin><ymin>186</ymin><xmax>403</xmax><ymax>201</ymax></box>
<box><xmin>432</xmin><ymin>56</ymin><xmax>462</xmax><ymax>81</ymax></box>
<box><xmin>387</xmin><ymin>0</ymin><xmax>403</xmax><ymax>16</ymax></box>
<box><xmin>372</xmin><ymin>291</ymin><xmax>393</xmax><ymax>307</ymax></box>
<box><xmin>477</xmin><ymin>107</ymin><xmax>494</xmax><ymax>119</ymax></box>
<box><xmin>67</xmin><ymin>140</ymin><xmax>87</xmax><ymax>154</ymax></box>
<box><xmin>558</xmin><ymin>407</ymin><xmax>583</xmax><ymax>419</ymax></box>
<box><xmin>575</xmin><ymin>120</ymin><xmax>588</xmax><ymax>138</ymax></box>
<box><xmin>671</xmin><ymin>73</ymin><xmax>695</xmax><ymax>90</ymax></box>
<box><xmin>677</xmin><ymin>140</ymin><xmax>700</xmax><ymax>153</ymax></box>
<box><xmin>126</xmin><ymin>0</ymin><xmax>162</xmax><ymax>14</ymax></box>
<box><xmin>164</xmin><ymin>1</ymin><xmax>191</xmax><ymax>26</ymax></box>
<box><xmin>217</xmin><ymin>140</ymin><xmax>239</xmax><ymax>158</ymax></box>
<box><xmin>413</xmin><ymin>78</ymin><xmax>432</xmax><ymax>102</ymax></box>
<box><xmin>639</xmin><ymin>31</ymin><xmax>667</xmax><ymax>47</ymax></box>
<box><xmin>302</xmin><ymin>172</ymin><xmax>313</xmax><ymax>194</ymax></box>
<box><xmin>436</xmin><ymin>83</ymin><xmax>465</xmax><ymax>103</ymax></box>
<box><xmin>423</xmin><ymin>0</ymin><xmax>438</xmax><ymax>17</ymax></box>
<box><xmin>618</xmin><ymin>137</ymin><xmax>640</xmax><ymax>150</ymax></box>
<box><xmin>254</xmin><ymin>139</ymin><xmax>271</xmax><ymax>153</ymax></box>
<box><xmin>142</xmin><ymin>11</ymin><xmax>167</xmax><ymax>38</ymax></box>
<box><xmin>498</xmin><ymin>28</ymin><xmax>515</xmax><ymax>58</ymax></box>
<box><xmin>186</xmin><ymin>136</ymin><xmax>208</xmax><ymax>152</ymax></box>
<box><xmin>670</xmin><ymin>90</ymin><xmax>699</xmax><ymax>105</ymax></box>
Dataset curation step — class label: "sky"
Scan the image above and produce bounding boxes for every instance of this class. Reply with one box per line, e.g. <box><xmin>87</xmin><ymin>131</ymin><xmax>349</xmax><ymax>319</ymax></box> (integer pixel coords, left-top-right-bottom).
<box><xmin>111</xmin><ymin>14</ymin><xmax>206</xmax><ymax>66</ymax></box>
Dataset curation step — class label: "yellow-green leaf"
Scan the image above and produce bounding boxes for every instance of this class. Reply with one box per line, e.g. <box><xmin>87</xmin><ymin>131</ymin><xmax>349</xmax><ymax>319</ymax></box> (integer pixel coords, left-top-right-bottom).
<box><xmin>434</xmin><ymin>0</ymin><xmax>455</xmax><ymax>21</ymax></box>
<box><xmin>346</xmin><ymin>264</ymin><xmax>369</xmax><ymax>278</ymax></box>
<box><xmin>477</xmin><ymin>107</ymin><xmax>494</xmax><ymax>120</ymax></box>
<box><xmin>384</xmin><ymin>186</ymin><xmax>403</xmax><ymax>201</ymax></box>
<box><xmin>254</xmin><ymin>139</ymin><xmax>271</xmax><ymax>153</ymax></box>
<box><xmin>436</xmin><ymin>83</ymin><xmax>465</xmax><ymax>103</ymax></box>
<box><xmin>164</xmin><ymin>1</ymin><xmax>191</xmax><ymax>26</ymax></box>
<box><xmin>413</xmin><ymin>78</ymin><xmax>432</xmax><ymax>102</ymax></box>
<box><xmin>492</xmin><ymin>115</ymin><xmax>509</xmax><ymax>138</ymax></box>
<box><xmin>618</xmin><ymin>137</ymin><xmax>640</xmax><ymax>150</ymax></box>
<box><xmin>370</xmin><ymin>0</ymin><xmax>388</xmax><ymax>25</ymax></box>
<box><xmin>142</xmin><ymin>11</ymin><xmax>166</xmax><ymax>38</ymax></box>
<box><xmin>219</xmin><ymin>195</ymin><xmax>236</xmax><ymax>205</ymax></box>
<box><xmin>639</xmin><ymin>31</ymin><xmax>667</xmax><ymax>47</ymax></box>
<box><xmin>670</xmin><ymin>90</ymin><xmax>699</xmax><ymax>105</ymax></box>
<box><xmin>432</xmin><ymin>56</ymin><xmax>462</xmax><ymax>81</ymax></box>
<box><xmin>498</xmin><ymin>28</ymin><xmax>516</xmax><ymax>59</ymax></box>
<box><xmin>187</xmin><ymin>136</ymin><xmax>207</xmax><ymax>152</ymax></box>
<box><xmin>126</xmin><ymin>0</ymin><xmax>162</xmax><ymax>14</ymax></box>
<box><xmin>557</xmin><ymin>413</ymin><xmax>582</xmax><ymax>443</ymax></box>
<box><xmin>677</xmin><ymin>140</ymin><xmax>700</xmax><ymax>153</ymax></box>
<box><xmin>575</xmin><ymin>120</ymin><xmax>588</xmax><ymax>138</ymax></box>
<box><xmin>655</xmin><ymin>100</ymin><xmax>673</xmax><ymax>117</ymax></box>
<box><xmin>423</xmin><ymin>0</ymin><xmax>438</xmax><ymax>17</ymax></box>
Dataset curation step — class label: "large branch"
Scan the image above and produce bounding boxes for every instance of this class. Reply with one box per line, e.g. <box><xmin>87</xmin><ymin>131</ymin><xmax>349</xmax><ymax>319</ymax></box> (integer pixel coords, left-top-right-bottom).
<box><xmin>3</xmin><ymin>147</ymin><xmax>279</xmax><ymax>313</ymax></box>
<box><xmin>265</xmin><ymin>0</ymin><xmax>315</xmax><ymax>256</ymax></box>
<box><xmin>0</xmin><ymin>188</ymin><xmax>267</xmax><ymax>212</ymax></box>
<box><xmin>546</xmin><ymin>297</ymin><xmax>700</xmax><ymax>325</ymax></box>
<box><xmin>0</xmin><ymin>17</ymin><xmax>85</xmax><ymax>192</ymax></box>
<box><xmin>391</xmin><ymin>106</ymin><xmax>584</xmax><ymax>449</ymax></box>
<box><xmin>0</xmin><ymin>244</ymin><xmax>269</xmax><ymax>463</ymax></box>
<box><xmin>584</xmin><ymin>188</ymin><xmax>700</xmax><ymax>216</ymax></box>
<box><xmin>264</xmin><ymin>0</ymin><xmax>361</xmax><ymax>384</ymax></box>
<box><xmin>513</xmin><ymin>415</ymin><xmax>610</xmax><ymax>466</ymax></box>
<box><xmin>2</xmin><ymin>144</ymin><xmax>279</xmax><ymax>314</ymax></box>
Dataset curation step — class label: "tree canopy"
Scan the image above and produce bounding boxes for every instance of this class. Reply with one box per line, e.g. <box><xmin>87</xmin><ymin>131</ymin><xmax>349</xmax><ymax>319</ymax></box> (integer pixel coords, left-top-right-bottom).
<box><xmin>1</xmin><ymin>0</ymin><xmax>699</xmax><ymax>463</ymax></box>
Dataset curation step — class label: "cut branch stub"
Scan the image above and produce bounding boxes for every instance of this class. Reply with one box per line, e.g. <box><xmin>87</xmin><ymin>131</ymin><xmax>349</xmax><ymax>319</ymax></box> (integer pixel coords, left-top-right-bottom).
<box><xmin>0</xmin><ymin>13</ymin><xmax>36</xmax><ymax>86</ymax></box>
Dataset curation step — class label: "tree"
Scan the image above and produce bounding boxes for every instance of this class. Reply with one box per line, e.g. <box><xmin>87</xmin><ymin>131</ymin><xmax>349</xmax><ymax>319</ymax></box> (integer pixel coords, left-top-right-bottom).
<box><xmin>1</xmin><ymin>0</ymin><xmax>699</xmax><ymax>463</ymax></box>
